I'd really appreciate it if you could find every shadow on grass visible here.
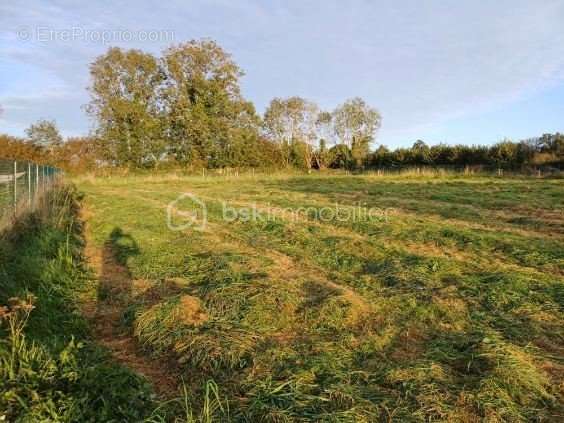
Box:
[0,187,157,422]
[97,227,140,304]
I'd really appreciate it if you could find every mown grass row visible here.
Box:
[77,173,564,421]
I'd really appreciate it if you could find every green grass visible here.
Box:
[0,185,229,422]
[0,186,161,421]
[70,173,564,421]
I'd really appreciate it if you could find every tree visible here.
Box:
[162,39,258,167]
[490,140,519,169]
[0,134,44,162]
[263,98,293,167]
[411,139,431,164]
[313,111,334,169]
[54,136,99,172]
[315,111,335,146]
[87,47,164,167]
[537,133,564,156]
[333,98,381,168]
[263,97,320,168]
[328,144,352,169]
[369,145,392,167]
[25,119,63,151]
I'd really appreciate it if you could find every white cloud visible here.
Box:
[1,0,563,145]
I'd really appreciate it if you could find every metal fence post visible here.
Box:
[28,162,32,206]
[0,160,61,227]
[13,160,17,216]
[36,164,39,202]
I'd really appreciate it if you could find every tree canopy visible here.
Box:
[84,40,387,170]
[25,119,63,150]
[2,38,562,172]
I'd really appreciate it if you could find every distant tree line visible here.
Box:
[1,39,562,172]
[368,135,564,170]
[0,122,97,172]
[3,121,562,173]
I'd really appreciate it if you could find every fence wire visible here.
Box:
[0,159,62,230]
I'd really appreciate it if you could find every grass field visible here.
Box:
[0,186,166,421]
[76,173,563,421]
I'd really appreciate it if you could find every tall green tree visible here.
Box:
[25,119,63,151]
[333,98,381,168]
[87,47,164,167]
[161,39,258,167]
[263,97,319,168]
[314,111,334,169]
[412,139,431,164]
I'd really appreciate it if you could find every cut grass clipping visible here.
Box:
[72,173,563,421]
[2,173,562,421]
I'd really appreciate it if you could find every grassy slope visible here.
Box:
[0,186,163,421]
[76,173,564,422]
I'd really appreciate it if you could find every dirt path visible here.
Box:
[81,225,178,398]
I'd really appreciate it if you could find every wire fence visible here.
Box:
[0,159,62,230]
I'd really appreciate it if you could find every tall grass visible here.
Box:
[0,185,153,421]
[74,173,563,421]
[147,380,227,423]
[0,183,231,422]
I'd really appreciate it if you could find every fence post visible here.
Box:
[35,164,39,207]
[13,160,17,216]
[28,162,32,206]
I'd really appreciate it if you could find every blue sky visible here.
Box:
[1,0,564,148]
